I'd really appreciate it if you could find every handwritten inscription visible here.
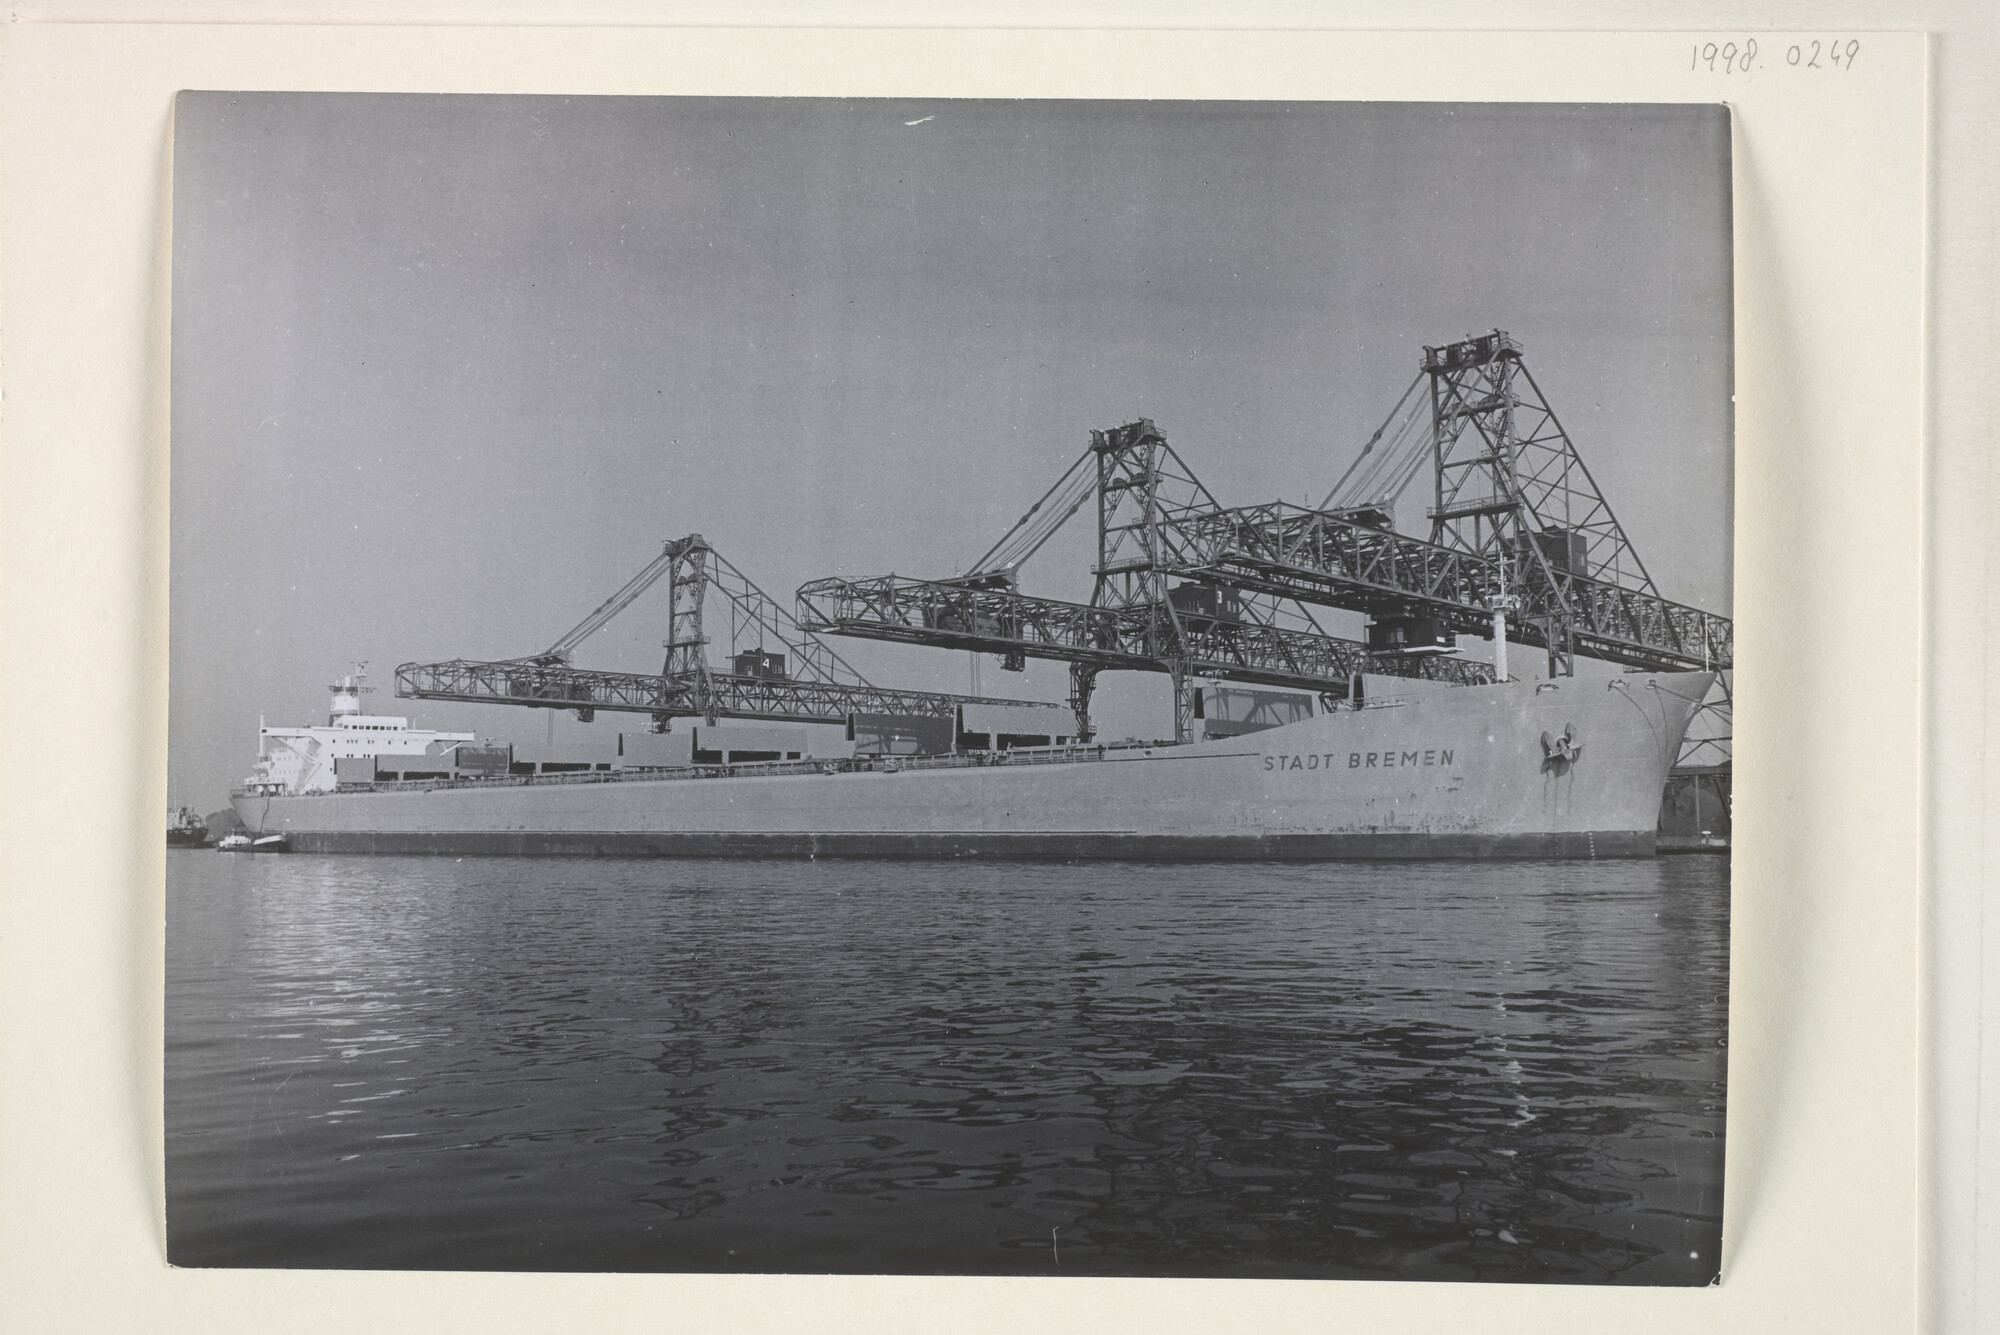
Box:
[1689,37,1861,74]
[1264,749,1455,772]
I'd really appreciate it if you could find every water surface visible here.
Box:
[166,853,1727,1281]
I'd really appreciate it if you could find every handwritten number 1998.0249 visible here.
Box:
[1692,38,1861,74]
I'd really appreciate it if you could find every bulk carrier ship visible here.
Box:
[230,333,1732,860]
[233,670,1708,859]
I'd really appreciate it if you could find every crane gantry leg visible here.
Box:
[1067,664,1100,744]
[1170,662,1199,747]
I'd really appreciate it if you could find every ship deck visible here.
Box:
[238,737,1168,801]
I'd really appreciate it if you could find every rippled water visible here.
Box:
[165,852,1727,1282]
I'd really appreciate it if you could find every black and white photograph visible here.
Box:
[166,94,1734,1283]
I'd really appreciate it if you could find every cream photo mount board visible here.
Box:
[0,21,1927,1335]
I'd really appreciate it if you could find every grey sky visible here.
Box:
[170,94,1731,808]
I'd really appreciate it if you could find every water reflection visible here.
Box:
[167,853,1726,1281]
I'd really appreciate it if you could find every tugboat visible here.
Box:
[166,807,209,848]
[216,833,289,853]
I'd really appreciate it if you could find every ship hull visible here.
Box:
[262,828,1655,860]
[233,672,1711,861]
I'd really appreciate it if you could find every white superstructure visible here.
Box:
[241,670,476,795]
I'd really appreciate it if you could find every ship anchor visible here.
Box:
[1540,723,1583,775]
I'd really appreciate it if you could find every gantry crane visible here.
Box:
[801,419,1494,745]
[396,534,1054,728]
[400,332,1728,768]
[799,332,1731,761]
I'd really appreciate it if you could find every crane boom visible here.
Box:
[1161,501,1731,672]
[393,656,1040,726]
[398,533,1061,728]
[798,573,1494,694]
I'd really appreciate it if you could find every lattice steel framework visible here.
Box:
[801,418,1502,744]
[1088,418,1234,741]
[1159,501,1731,673]
[797,573,1492,691]
[801,332,1733,757]
[1676,672,1733,769]
[400,331,1730,764]
[398,534,1047,728]
[1088,420,1223,615]
[392,656,1028,727]
[1421,330,1663,677]
[659,534,896,725]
